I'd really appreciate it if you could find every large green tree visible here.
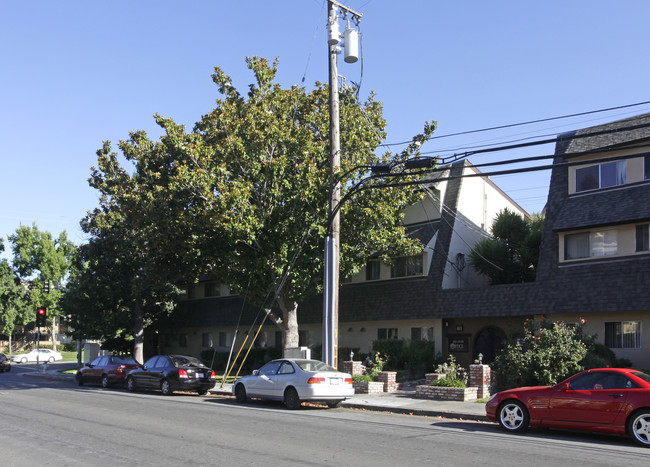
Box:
[0,239,25,352]
[468,209,544,285]
[8,224,76,350]
[81,57,435,352]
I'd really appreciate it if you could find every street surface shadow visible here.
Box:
[436,420,636,448]
[205,396,336,412]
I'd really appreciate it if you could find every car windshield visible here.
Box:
[171,356,205,368]
[631,371,650,384]
[115,356,138,364]
[295,360,337,372]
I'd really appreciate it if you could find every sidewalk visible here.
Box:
[210,384,488,422]
[27,366,488,422]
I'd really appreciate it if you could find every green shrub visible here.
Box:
[492,319,587,390]
[352,374,373,383]
[372,339,439,379]
[430,378,467,388]
[429,355,468,388]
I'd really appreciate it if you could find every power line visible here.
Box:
[383,100,650,147]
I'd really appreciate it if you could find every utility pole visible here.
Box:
[323,0,361,368]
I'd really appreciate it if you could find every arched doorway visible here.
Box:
[473,326,506,364]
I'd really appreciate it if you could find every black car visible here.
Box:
[0,354,11,373]
[125,355,216,396]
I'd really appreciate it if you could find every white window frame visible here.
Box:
[564,229,618,260]
[605,321,642,349]
[390,254,424,278]
[575,160,626,193]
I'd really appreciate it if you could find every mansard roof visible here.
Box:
[553,184,650,231]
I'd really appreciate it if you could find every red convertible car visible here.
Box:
[486,368,650,447]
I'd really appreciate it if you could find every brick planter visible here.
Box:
[353,381,384,394]
[415,385,479,401]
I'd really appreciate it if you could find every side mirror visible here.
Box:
[142,365,148,371]
[558,382,570,392]
[252,369,259,376]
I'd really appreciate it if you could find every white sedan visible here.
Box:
[233,359,354,409]
[11,349,63,363]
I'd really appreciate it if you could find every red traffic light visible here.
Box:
[36,307,47,326]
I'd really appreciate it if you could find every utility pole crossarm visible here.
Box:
[329,0,363,21]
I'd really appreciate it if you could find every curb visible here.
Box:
[339,401,489,421]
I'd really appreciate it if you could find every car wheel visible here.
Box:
[628,410,650,448]
[197,389,208,396]
[48,357,55,363]
[234,384,248,403]
[284,387,301,410]
[101,374,110,389]
[126,376,136,392]
[326,400,342,408]
[76,373,84,386]
[498,400,530,433]
[21,357,27,363]
[161,378,173,396]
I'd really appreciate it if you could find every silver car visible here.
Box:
[232,359,354,409]
[11,349,62,363]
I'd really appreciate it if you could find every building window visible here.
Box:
[365,259,380,281]
[178,334,187,347]
[204,283,219,297]
[390,254,423,278]
[298,330,309,347]
[218,332,231,347]
[637,224,650,252]
[645,154,650,180]
[565,229,617,260]
[605,321,641,349]
[575,160,626,193]
[202,332,213,347]
[186,284,194,299]
[378,328,398,340]
[411,327,434,341]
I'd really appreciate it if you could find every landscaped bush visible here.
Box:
[372,339,439,379]
[491,319,587,390]
[429,355,468,388]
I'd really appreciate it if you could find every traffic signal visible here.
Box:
[36,307,47,327]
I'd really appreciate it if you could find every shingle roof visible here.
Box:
[553,184,650,231]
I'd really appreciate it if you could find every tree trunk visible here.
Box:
[280,300,299,349]
[133,300,144,364]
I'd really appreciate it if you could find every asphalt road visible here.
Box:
[1,364,649,466]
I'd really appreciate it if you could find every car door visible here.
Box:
[249,361,282,398]
[549,371,630,424]
[86,357,106,384]
[139,356,159,388]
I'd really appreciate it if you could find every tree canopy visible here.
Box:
[468,209,544,284]
[74,57,436,355]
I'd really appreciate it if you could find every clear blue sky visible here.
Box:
[2,0,650,255]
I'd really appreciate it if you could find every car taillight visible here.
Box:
[308,377,325,384]
[116,365,126,375]
[344,378,353,384]
[179,369,188,379]
[210,370,216,379]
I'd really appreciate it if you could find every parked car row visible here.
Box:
[75,354,355,409]
[76,354,217,396]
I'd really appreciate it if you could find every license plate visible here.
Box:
[330,378,341,385]
[196,373,204,378]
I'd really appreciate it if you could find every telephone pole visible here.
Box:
[323,0,361,368]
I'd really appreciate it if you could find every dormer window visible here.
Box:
[575,160,626,192]
[564,229,617,260]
